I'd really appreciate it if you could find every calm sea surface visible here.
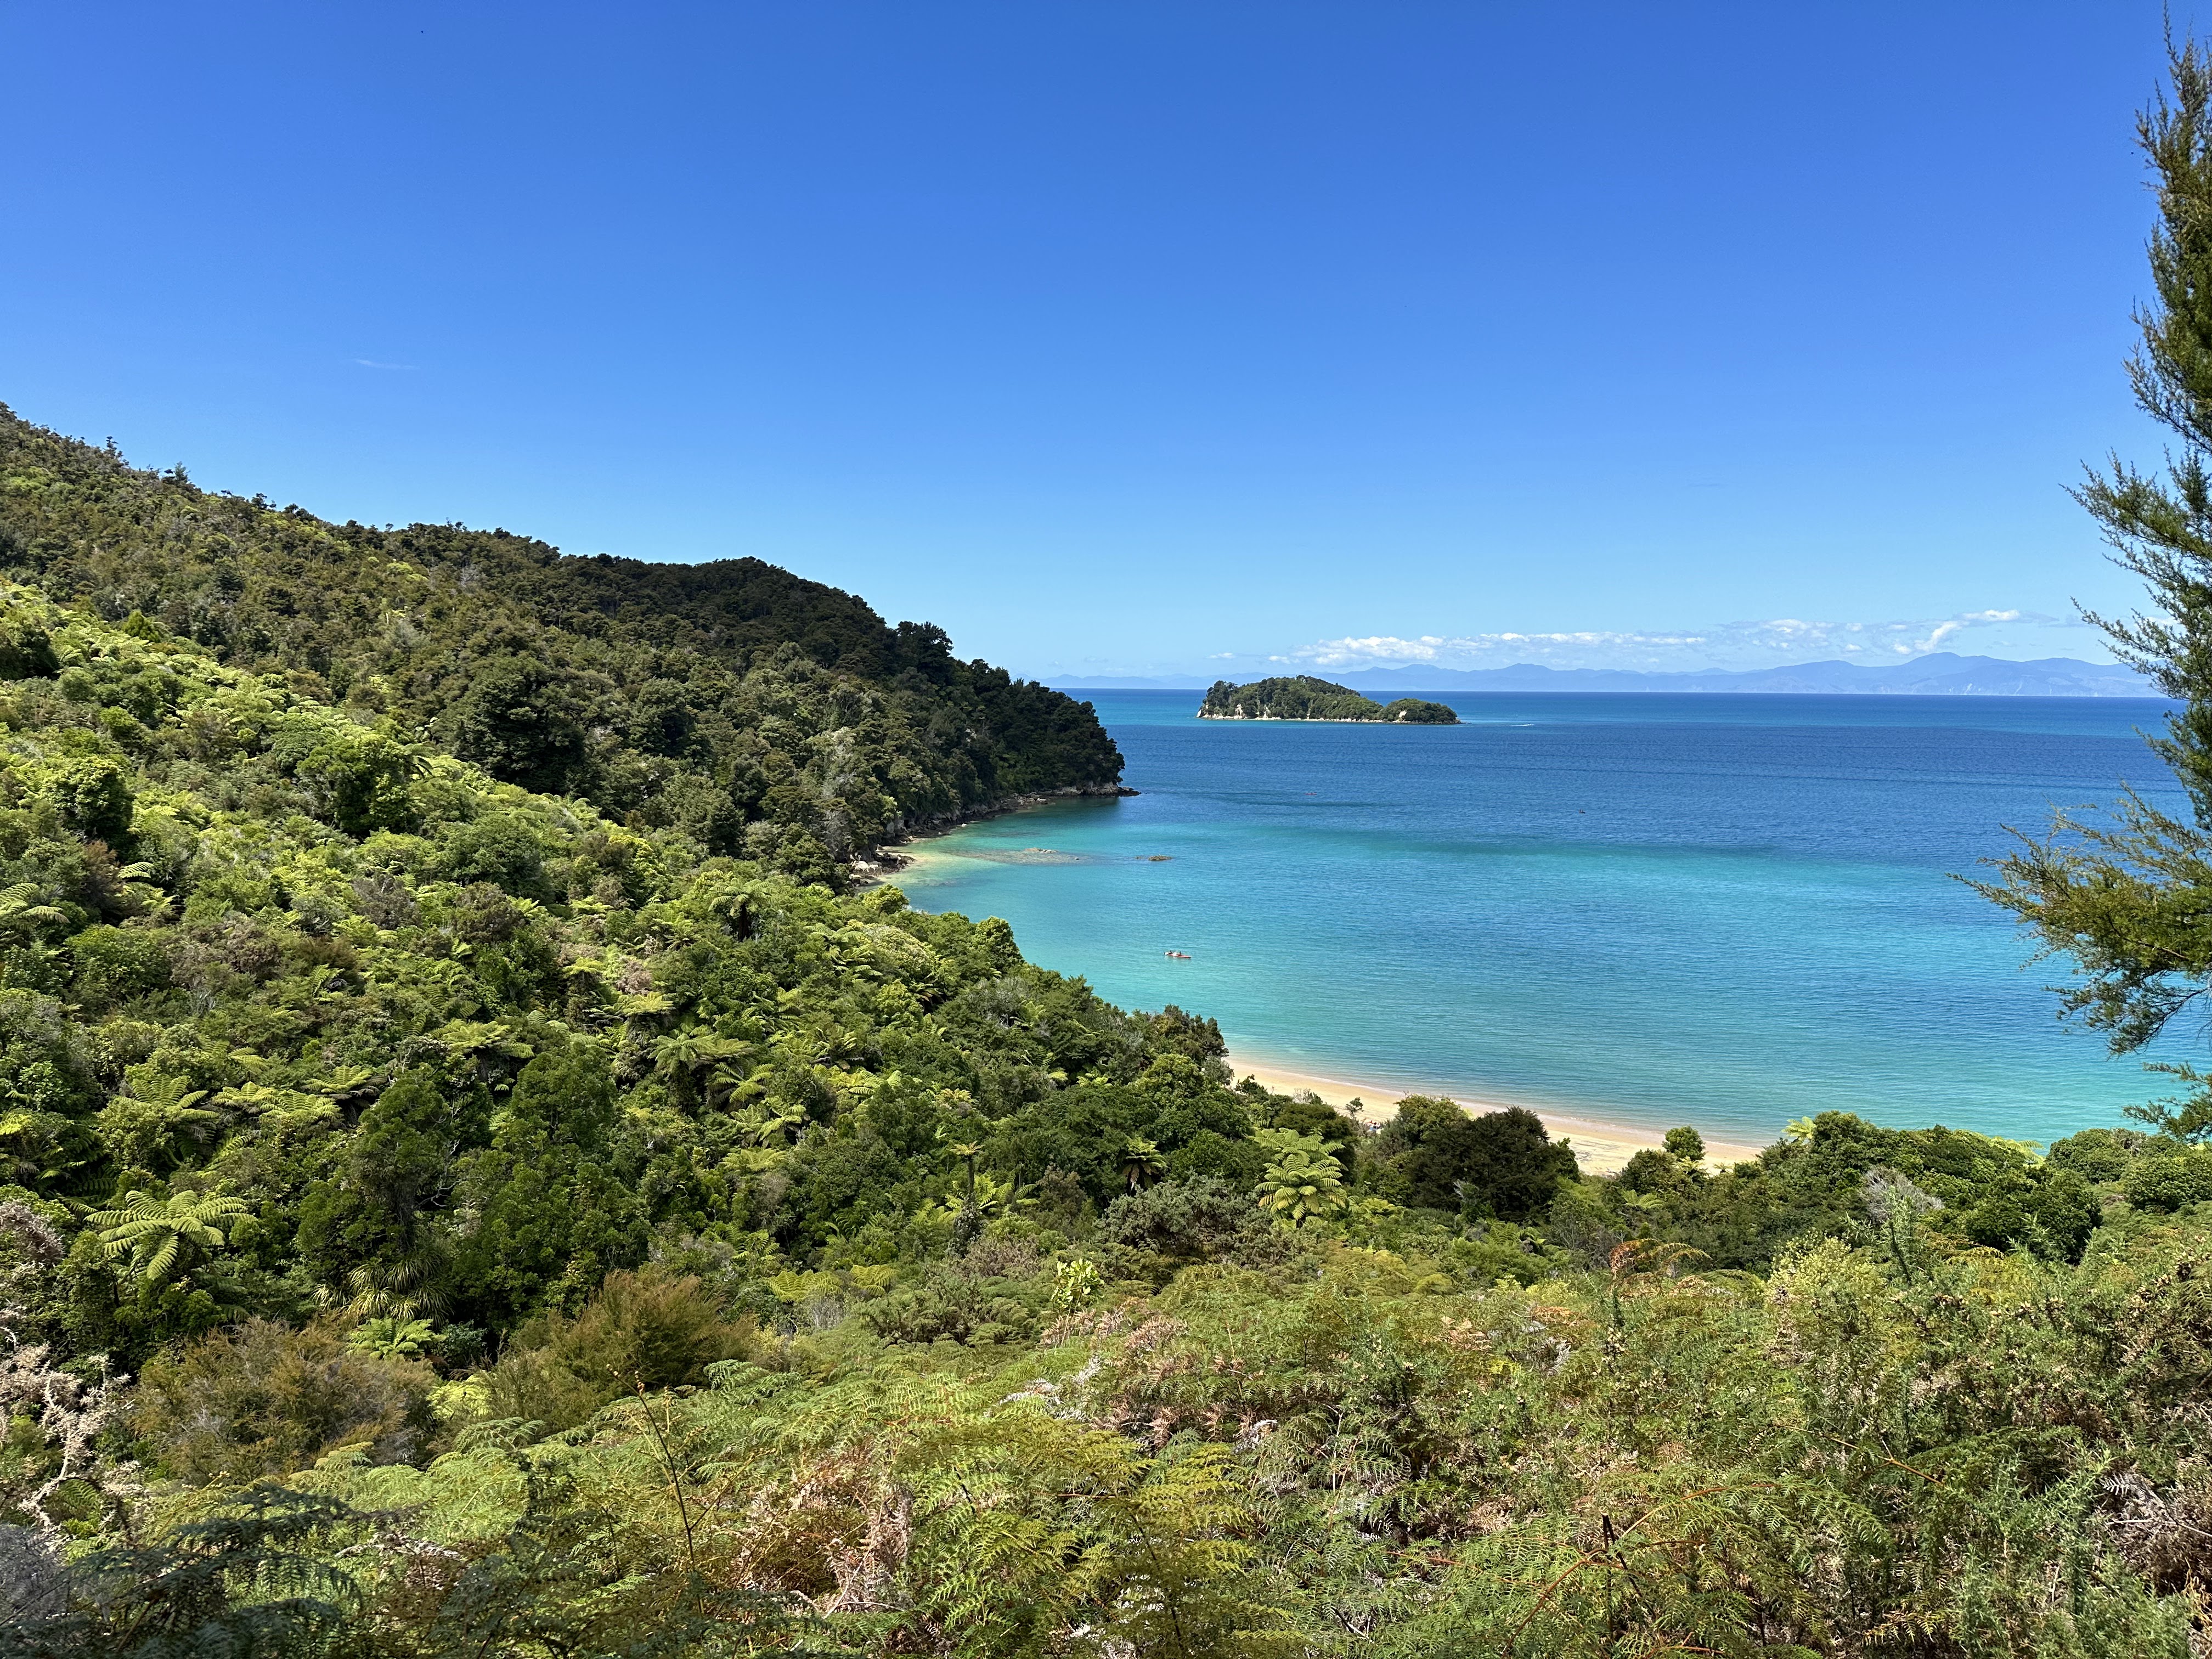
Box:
[892,691,2194,1146]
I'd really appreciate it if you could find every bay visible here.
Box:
[891,690,2193,1146]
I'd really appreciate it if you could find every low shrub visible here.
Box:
[132,1316,437,1484]
[482,1265,755,1433]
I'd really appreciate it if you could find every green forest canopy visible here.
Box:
[0,407,1125,889]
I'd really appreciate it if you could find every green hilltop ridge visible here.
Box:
[1199,674,1458,723]
[0,405,1125,889]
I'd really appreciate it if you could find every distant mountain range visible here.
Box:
[1054,653,2160,698]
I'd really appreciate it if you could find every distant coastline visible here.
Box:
[1054,651,2159,698]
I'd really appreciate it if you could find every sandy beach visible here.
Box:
[1228,1054,1765,1176]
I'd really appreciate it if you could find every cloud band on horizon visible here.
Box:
[1268,609,2093,674]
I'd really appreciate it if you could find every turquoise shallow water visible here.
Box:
[892,691,2193,1147]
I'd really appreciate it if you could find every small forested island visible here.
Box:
[1199,674,1459,723]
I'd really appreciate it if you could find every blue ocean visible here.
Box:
[892,690,2194,1147]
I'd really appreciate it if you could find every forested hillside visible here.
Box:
[0,583,2208,1653]
[0,408,1124,886]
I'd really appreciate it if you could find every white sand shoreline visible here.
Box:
[1227,1053,1764,1176]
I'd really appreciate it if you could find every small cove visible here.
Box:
[892,689,2194,1147]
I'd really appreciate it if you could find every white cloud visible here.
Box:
[1279,610,2080,673]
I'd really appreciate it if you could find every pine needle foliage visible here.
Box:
[1983,33,2212,1070]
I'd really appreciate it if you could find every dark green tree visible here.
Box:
[450,1043,647,1329]
[295,1070,484,1311]
[447,656,592,797]
[1983,36,2212,1138]
[1369,1096,1578,1220]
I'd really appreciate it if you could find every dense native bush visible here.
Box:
[0,588,1251,1351]
[34,1190,2204,1658]
[0,581,2210,1652]
[1583,1109,2117,1271]
[0,408,1125,887]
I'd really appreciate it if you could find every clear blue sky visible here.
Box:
[0,1,2189,678]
